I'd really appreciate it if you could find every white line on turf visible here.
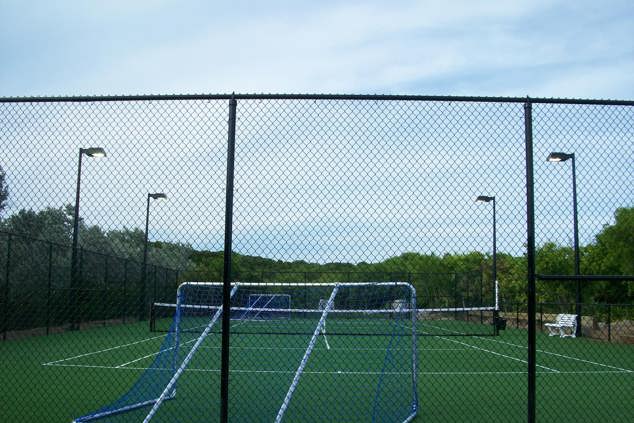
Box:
[42,334,166,366]
[115,338,198,368]
[197,345,464,352]
[42,362,632,375]
[435,335,561,373]
[417,322,633,373]
[472,336,633,373]
[415,323,560,372]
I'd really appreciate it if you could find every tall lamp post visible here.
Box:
[140,192,167,321]
[70,147,106,330]
[476,195,497,295]
[547,151,581,337]
[476,195,498,333]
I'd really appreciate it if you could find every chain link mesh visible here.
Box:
[0,95,632,422]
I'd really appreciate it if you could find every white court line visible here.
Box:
[417,322,632,374]
[116,343,463,367]
[115,344,464,368]
[416,323,560,372]
[435,335,561,373]
[42,334,165,366]
[115,338,199,368]
[473,336,634,373]
[43,362,631,376]
[197,345,464,352]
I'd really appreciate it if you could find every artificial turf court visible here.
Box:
[0,318,632,422]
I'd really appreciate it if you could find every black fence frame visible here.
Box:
[0,230,180,341]
[2,93,633,423]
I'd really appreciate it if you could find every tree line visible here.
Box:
[185,207,633,306]
[0,165,631,307]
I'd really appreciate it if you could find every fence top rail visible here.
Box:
[536,274,634,281]
[1,93,633,106]
[181,281,414,287]
[500,301,634,307]
[261,270,479,276]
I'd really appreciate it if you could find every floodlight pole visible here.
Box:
[475,195,497,287]
[140,193,167,321]
[547,152,581,336]
[70,147,105,330]
[570,154,581,336]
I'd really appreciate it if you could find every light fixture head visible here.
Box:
[149,193,167,200]
[547,152,573,162]
[82,147,107,158]
[476,195,494,203]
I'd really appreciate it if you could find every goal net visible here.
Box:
[73,282,418,423]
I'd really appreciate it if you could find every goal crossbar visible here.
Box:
[153,302,415,314]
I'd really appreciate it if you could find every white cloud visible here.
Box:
[1,0,632,98]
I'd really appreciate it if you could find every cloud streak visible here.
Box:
[1,1,632,98]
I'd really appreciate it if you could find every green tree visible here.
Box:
[0,206,72,244]
[584,207,634,303]
[585,207,634,275]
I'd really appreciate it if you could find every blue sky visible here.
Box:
[1,1,633,263]
[1,0,633,98]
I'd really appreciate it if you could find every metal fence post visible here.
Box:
[220,95,237,423]
[103,255,109,324]
[74,247,84,330]
[46,242,53,336]
[2,234,11,341]
[153,265,157,305]
[516,303,520,328]
[524,100,537,423]
[607,304,611,342]
[123,259,128,324]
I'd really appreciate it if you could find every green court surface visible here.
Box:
[0,319,632,422]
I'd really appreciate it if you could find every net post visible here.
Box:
[409,283,419,416]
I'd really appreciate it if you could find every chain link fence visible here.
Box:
[0,94,632,422]
[0,231,180,340]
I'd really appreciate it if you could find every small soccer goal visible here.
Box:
[73,282,418,423]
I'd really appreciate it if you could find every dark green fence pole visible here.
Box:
[524,100,537,423]
[46,242,53,336]
[164,267,168,301]
[3,234,11,341]
[103,255,109,325]
[516,303,520,328]
[152,265,156,305]
[123,259,128,324]
[220,95,237,423]
[607,304,611,342]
